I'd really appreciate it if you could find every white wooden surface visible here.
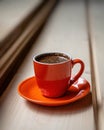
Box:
[89,0,104,130]
[1,0,95,130]
[89,0,104,100]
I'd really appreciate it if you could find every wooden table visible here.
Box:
[1,0,104,130]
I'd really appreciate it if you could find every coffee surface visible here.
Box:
[38,55,68,63]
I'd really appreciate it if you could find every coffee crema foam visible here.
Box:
[37,54,69,64]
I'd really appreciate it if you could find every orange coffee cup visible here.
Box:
[33,52,84,98]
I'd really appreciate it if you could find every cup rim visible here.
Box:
[33,52,72,65]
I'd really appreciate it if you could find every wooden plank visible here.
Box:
[0,0,44,57]
[0,0,42,42]
[1,0,94,130]
[88,0,104,130]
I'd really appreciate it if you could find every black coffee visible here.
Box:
[36,53,69,64]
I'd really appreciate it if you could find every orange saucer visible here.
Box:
[18,77,90,106]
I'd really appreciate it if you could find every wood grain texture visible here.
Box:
[88,0,104,130]
[0,0,42,42]
[1,0,94,130]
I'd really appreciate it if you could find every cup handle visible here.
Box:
[69,59,85,86]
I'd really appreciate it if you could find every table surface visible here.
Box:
[1,0,104,130]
